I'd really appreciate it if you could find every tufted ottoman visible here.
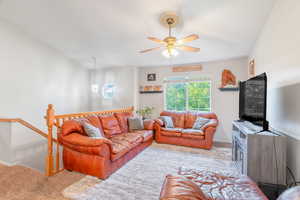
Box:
[160,167,268,200]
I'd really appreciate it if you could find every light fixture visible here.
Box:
[162,48,179,58]
[91,57,99,93]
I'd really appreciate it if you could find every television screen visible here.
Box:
[239,73,267,123]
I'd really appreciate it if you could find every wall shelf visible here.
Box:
[218,87,239,91]
[139,91,163,94]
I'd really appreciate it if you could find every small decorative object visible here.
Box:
[153,85,162,91]
[221,69,237,88]
[140,85,163,93]
[136,106,154,119]
[249,59,255,78]
[143,85,153,91]
[147,73,156,81]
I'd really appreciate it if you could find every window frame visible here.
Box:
[164,80,212,112]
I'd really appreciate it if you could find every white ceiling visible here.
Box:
[0,0,275,68]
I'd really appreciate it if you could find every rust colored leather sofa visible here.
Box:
[58,113,154,179]
[160,168,268,200]
[154,111,218,150]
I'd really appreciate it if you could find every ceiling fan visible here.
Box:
[140,13,200,58]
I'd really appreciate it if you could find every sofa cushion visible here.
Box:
[99,115,122,138]
[133,130,153,142]
[160,175,208,200]
[159,116,174,128]
[111,140,141,161]
[114,112,133,133]
[185,111,218,129]
[160,111,185,128]
[182,129,205,140]
[161,128,182,137]
[110,132,143,161]
[128,117,144,131]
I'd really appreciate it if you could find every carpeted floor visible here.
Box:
[0,163,84,200]
[63,143,235,200]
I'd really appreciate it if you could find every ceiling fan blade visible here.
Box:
[177,45,200,52]
[147,37,166,44]
[177,34,199,44]
[139,46,161,53]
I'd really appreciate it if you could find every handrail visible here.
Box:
[0,118,57,143]
[44,104,134,177]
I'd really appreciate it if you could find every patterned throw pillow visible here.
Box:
[159,116,174,128]
[128,117,144,131]
[192,117,210,130]
[83,122,106,138]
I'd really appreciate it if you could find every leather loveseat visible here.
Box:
[154,111,218,150]
[58,112,154,179]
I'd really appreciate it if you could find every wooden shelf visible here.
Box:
[219,87,239,91]
[139,91,163,94]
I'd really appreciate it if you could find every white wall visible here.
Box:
[138,57,248,143]
[90,67,137,111]
[250,0,300,180]
[0,19,89,169]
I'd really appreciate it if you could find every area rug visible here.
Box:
[63,143,236,200]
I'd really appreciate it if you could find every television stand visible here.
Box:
[232,120,287,185]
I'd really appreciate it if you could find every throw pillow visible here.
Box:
[192,117,210,130]
[83,122,105,138]
[128,117,144,131]
[159,116,174,128]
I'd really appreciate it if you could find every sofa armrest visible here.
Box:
[154,119,164,127]
[59,133,112,156]
[143,119,155,130]
[201,119,218,131]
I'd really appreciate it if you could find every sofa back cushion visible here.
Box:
[114,112,133,133]
[99,115,122,138]
[185,111,218,129]
[160,111,185,128]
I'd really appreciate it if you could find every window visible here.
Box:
[165,80,211,112]
[102,83,115,99]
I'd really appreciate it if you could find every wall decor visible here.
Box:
[249,59,255,78]
[219,69,239,91]
[147,73,156,81]
[172,65,202,72]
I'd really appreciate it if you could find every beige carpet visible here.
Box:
[63,143,235,200]
[0,163,84,200]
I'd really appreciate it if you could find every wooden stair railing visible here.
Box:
[45,104,134,177]
[0,118,57,143]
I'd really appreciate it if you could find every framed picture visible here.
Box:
[249,59,255,78]
[147,73,156,81]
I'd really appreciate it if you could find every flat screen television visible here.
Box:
[239,73,268,130]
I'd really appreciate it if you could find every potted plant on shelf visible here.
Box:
[136,106,154,120]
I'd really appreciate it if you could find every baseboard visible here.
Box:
[214,141,232,148]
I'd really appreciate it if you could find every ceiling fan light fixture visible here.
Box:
[162,48,178,58]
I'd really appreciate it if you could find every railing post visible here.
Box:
[45,104,55,176]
